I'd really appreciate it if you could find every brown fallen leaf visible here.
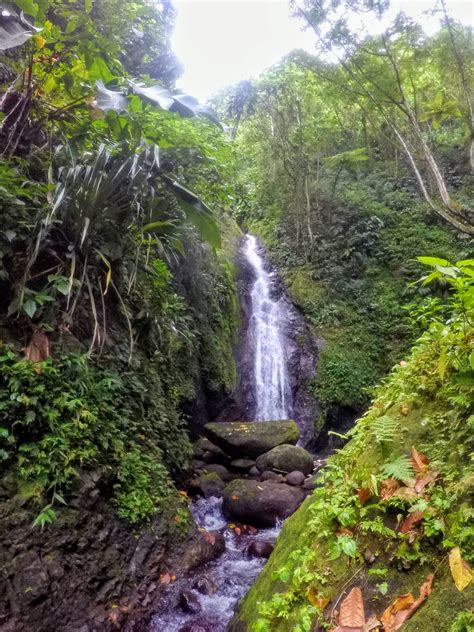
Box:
[414,470,439,494]
[399,510,424,534]
[411,446,429,473]
[231,495,239,501]
[380,574,433,631]
[380,478,399,500]
[160,572,172,585]
[392,486,418,501]
[449,547,473,592]
[339,586,366,628]
[358,488,371,505]
[234,527,241,536]
[400,403,409,416]
[203,531,216,545]
[24,329,50,362]
[307,586,330,609]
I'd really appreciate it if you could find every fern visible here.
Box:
[381,456,414,482]
[372,415,399,444]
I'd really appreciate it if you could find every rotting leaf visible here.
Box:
[338,586,366,628]
[411,446,429,473]
[307,586,329,609]
[24,329,50,362]
[399,509,423,534]
[414,470,439,494]
[380,478,399,500]
[380,574,433,631]
[358,488,371,505]
[449,547,473,592]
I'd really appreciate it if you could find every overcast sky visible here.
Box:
[171,0,473,101]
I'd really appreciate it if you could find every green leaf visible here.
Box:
[23,299,37,319]
[95,81,128,113]
[417,256,449,266]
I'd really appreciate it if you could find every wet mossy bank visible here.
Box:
[229,291,474,632]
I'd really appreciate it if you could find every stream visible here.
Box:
[150,235,307,631]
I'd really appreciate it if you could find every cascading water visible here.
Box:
[243,234,292,420]
[150,235,302,632]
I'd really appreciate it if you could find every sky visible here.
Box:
[171,0,473,102]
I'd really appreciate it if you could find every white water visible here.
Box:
[151,498,281,632]
[243,234,292,420]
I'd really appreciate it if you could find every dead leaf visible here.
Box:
[380,574,433,631]
[400,403,409,416]
[337,527,354,537]
[339,586,366,628]
[399,510,423,534]
[358,488,371,505]
[392,486,418,501]
[159,572,172,585]
[24,329,50,362]
[449,547,473,592]
[380,478,399,500]
[414,470,439,494]
[231,495,239,501]
[307,586,330,609]
[411,447,429,473]
[203,531,216,545]
[234,527,241,536]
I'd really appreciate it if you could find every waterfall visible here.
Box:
[243,234,292,420]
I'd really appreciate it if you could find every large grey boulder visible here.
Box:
[222,479,305,527]
[255,444,314,475]
[203,421,299,459]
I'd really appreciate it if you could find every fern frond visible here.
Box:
[372,415,399,444]
[381,456,414,483]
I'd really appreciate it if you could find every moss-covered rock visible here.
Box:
[255,444,314,475]
[222,479,305,528]
[203,421,299,459]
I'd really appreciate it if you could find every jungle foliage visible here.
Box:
[0,0,238,523]
[219,8,473,431]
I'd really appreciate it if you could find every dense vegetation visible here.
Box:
[216,6,473,432]
[0,0,473,629]
[0,0,238,526]
[232,258,474,631]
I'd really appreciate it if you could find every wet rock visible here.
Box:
[286,471,305,486]
[249,466,261,477]
[190,472,225,498]
[363,548,376,564]
[179,590,202,614]
[302,473,322,490]
[193,437,227,463]
[255,444,314,475]
[222,479,305,527]
[11,550,50,604]
[230,458,255,472]
[201,463,230,480]
[192,459,206,470]
[203,420,299,459]
[260,471,284,482]
[181,530,225,571]
[246,540,274,559]
[179,622,212,632]
[192,576,217,595]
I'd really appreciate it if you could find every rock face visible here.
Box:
[256,444,314,475]
[0,471,225,632]
[189,472,225,498]
[203,420,299,459]
[222,479,305,527]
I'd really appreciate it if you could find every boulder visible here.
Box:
[256,444,314,475]
[286,471,305,486]
[192,576,217,595]
[190,472,225,498]
[302,474,320,490]
[201,463,230,480]
[260,471,284,483]
[203,421,299,459]
[246,540,274,559]
[230,458,255,472]
[249,466,261,477]
[179,623,212,632]
[193,437,227,463]
[222,479,305,527]
[179,590,201,614]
